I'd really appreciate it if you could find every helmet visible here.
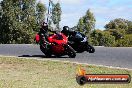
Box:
[41,22,48,30]
[61,26,70,36]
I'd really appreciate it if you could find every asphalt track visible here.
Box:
[0,44,132,69]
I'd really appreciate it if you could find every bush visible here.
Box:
[90,30,115,47]
[115,34,132,47]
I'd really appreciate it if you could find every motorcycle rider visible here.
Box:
[62,26,85,38]
[38,22,56,41]
[62,26,86,47]
[38,22,49,40]
[38,22,64,45]
[62,26,81,41]
[62,26,76,38]
[37,22,56,51]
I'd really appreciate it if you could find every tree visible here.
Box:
[71,26,77,31]
[51,2,62,30]
[105,18,132,34]
[105,18,128,30]
[76,17,85,32]
[102,31,115,47]
[104,18,132,47]
[104,18,131,40]
[115,34,132,47]
[126,21,132,34]
[0,4,1,16]
[0,0,14,43]
[77,9,96,36]
[36,2,46,24]
[90,30,115,47]
[105,29,125,40]
[90,30,99,46]
[35,2,46,32]
[0,0,46,43]
[0,2,2,43]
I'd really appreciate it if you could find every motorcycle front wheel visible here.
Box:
[65,45,76,58]
[87,45,95,53]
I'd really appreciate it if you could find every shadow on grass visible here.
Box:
[18,55,69,58]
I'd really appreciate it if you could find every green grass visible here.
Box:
[0,56,131,88]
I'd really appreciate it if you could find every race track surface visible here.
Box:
[0,44,132,69]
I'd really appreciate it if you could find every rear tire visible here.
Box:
[87,45,95,53]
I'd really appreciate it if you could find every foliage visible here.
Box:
[104,18,132,47]
[51,2,62,30]
[105,18,128,30]
[0,0,46,44]
[105,18,132,34]
[126,21,132,34]
[0,0,132,47]
[36,2,46,27]
[71,26,77,31]
[76,17,85,32]
[115,34,132,47]
[77,9,96,36]
[105,29,126,40]
[90,30,115,47]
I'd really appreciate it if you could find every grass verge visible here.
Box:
[0,56,131,88]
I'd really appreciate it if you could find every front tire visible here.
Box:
[66,45,76,58]
[87,45,95,53]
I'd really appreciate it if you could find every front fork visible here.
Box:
[63,44,71,54]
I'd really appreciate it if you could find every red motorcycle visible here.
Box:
[35,33,76,58]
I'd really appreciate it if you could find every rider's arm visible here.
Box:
[69,30,76,36]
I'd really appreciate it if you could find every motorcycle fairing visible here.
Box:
[48,33,68,45]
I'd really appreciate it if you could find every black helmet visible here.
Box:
[41,22,48,28]
[62,26,70,36]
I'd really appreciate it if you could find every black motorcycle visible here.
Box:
[61,28,95,53]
